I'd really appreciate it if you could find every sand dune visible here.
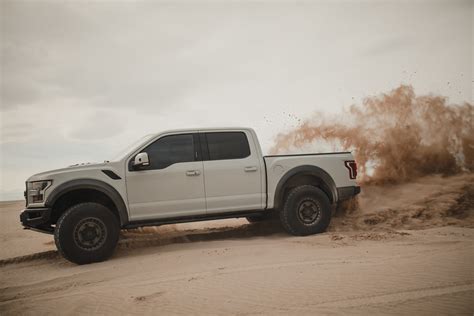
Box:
[333,173,474,231]
[0,174,473,314]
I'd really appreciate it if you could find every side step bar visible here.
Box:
[124,210,268,229]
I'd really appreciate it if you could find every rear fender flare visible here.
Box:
[273,165,338,209]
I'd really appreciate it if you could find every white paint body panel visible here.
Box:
[264,153,357,209]
[26,161,128,209]
[126,161,206,220]
[201,129,265,214]
[26,127,357,223]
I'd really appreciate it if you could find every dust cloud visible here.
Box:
[271,85,473,184]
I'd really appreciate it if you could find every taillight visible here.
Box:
[344,160,357,179]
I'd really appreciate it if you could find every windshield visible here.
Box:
[110,134,154,161]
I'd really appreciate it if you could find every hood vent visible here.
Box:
[102,170,121,180]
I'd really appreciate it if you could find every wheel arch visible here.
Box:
[46,179,129,227]
[273,165,338,210]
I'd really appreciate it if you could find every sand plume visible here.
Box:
[271,85,473,184]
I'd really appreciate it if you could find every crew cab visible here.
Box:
[21,127,360,264]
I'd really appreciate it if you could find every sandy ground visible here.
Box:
[1,174,473,315]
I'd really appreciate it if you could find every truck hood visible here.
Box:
[27,162,110,182]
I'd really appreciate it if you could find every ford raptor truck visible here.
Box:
[20,127,360,264]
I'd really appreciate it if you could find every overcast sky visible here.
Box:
[0,0,472,200]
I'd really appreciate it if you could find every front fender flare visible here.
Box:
[45,179,129,226]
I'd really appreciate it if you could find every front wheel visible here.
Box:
[54,202,120,264]
[280,185,332,236]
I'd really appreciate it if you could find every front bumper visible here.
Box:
[337,186,361,201]
[20,207,54,234]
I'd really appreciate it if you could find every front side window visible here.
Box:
[205,132,251,160]
[139,134,195,170]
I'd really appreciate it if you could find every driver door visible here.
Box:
[125,133,206,221]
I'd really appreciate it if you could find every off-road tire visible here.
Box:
[280,185,331,236]
[54,202,120,265]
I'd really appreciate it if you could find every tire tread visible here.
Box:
[54,202,119,264]
[280,185,331,236]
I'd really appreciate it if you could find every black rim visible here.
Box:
[297,199,321,226]
[73,217,107,251]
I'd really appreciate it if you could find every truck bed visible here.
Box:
[264,151,351,158]
[263,151,357,209]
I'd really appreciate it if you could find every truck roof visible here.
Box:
[149,126,255,137]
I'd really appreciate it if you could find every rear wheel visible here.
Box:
[280,185,332,236]
[54,202,120,264]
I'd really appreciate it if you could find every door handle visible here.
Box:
[244,166,258,172]
[186,170,201,176]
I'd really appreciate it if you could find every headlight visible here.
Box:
[27,180,52,204]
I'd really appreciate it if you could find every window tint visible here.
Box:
[141,134,195,170]
[205,132,251,160]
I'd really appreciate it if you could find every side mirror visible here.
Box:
[133,152,150,168]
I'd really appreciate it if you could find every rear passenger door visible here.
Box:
[201,131,263,214]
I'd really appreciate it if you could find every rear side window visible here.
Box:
[205,132,251,160]
[142,134,195,170]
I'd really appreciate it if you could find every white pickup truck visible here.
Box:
[21,127,360,264]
